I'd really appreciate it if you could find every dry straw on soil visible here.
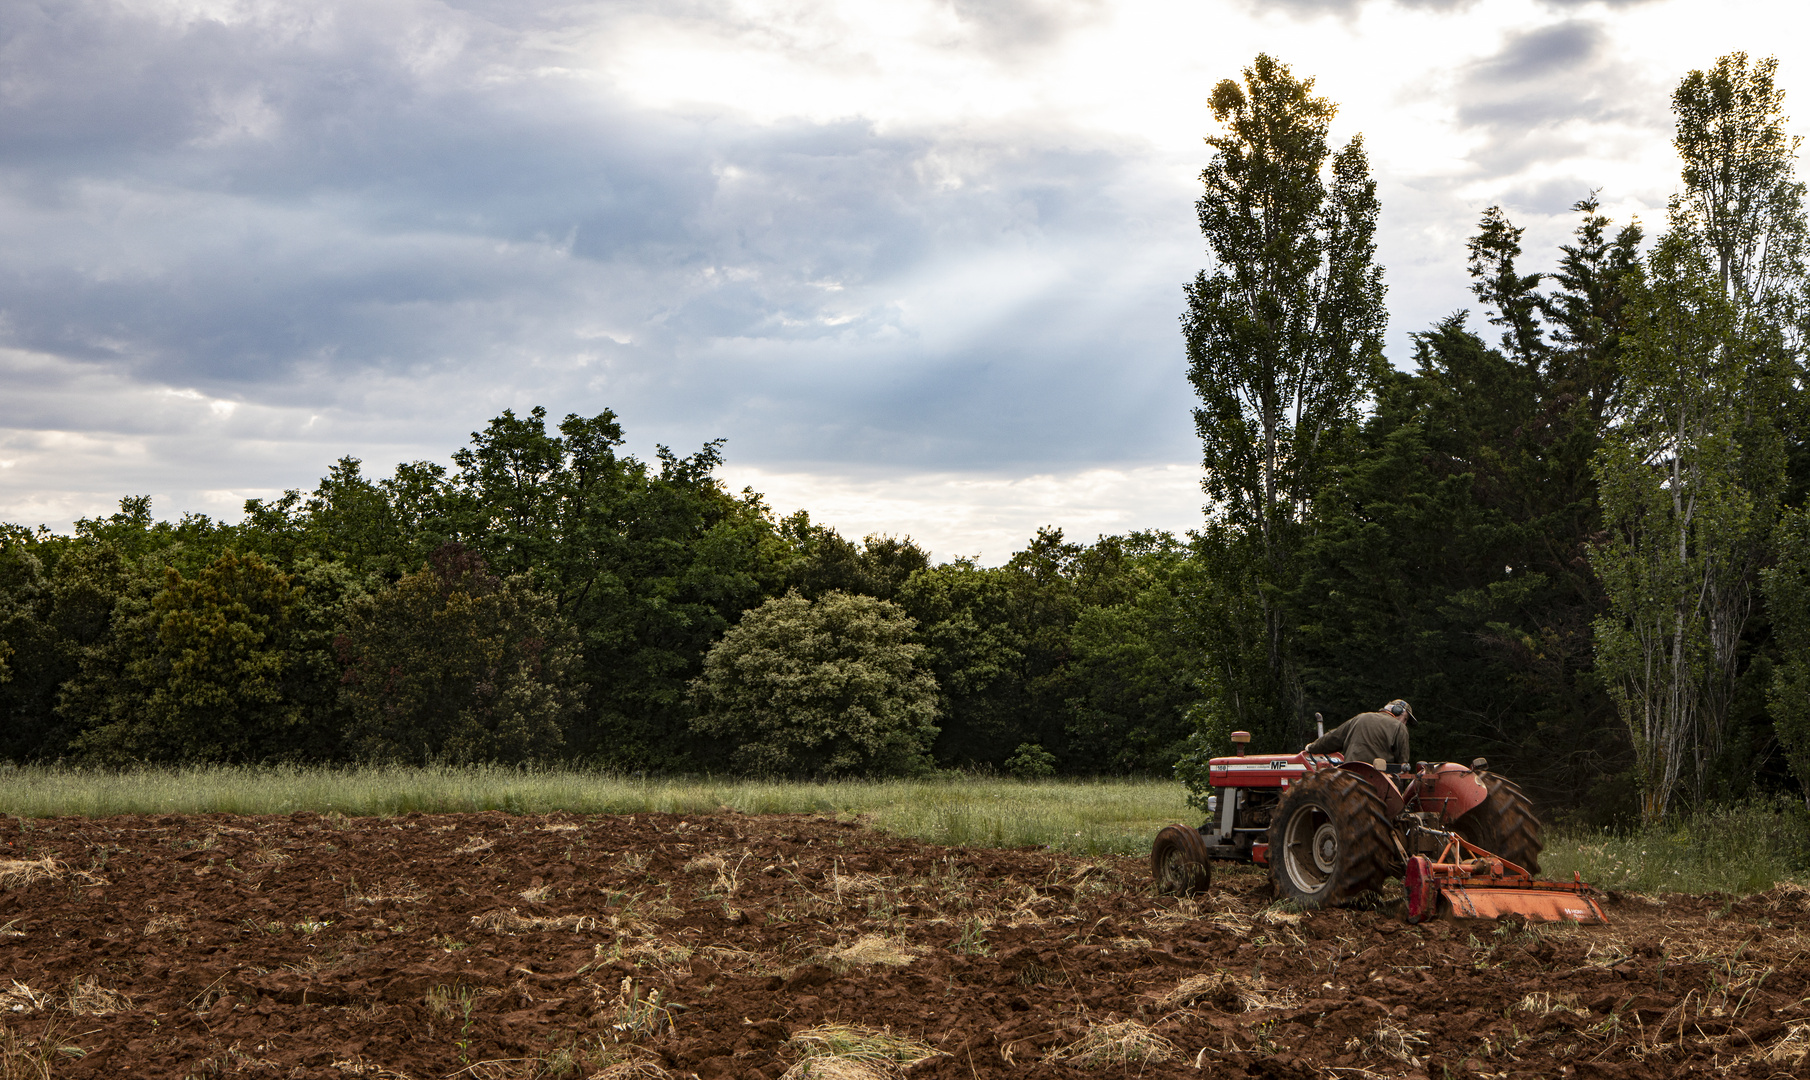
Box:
[588,1062,674,1079]
[781,1024,944,1080]
[62,977,130,1016]
[1156,972,1295,1012]
[1045,1020,1179,1068]
[826,934,922,968]
[0,859,63,890]
[469,908,599,933]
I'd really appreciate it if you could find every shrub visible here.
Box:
[690,590,939,777]
[1005,742,1057,779]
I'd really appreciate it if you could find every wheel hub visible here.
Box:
[1313,823,1338,873]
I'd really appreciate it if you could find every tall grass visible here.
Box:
[0,765,1195,857]
[1543,796,1810,896]
[7,764,1805,894]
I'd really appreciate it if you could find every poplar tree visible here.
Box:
[1596,53,1805,818]
[1183,54,1386,750]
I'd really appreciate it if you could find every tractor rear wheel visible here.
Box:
[1453,772,1543,875]
[1151,825,1212,896]
[1268,770,1396,907]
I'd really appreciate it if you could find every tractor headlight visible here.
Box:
[1206,795,1218,814]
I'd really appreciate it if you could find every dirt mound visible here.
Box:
[1,810,1807,1078]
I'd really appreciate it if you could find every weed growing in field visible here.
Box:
[423,985,479,1064]
[1348,1020,1430,1065]
[953,917,990,956]
[603,978,676,1043]
[0,1020,87,1077]
[1515,992,1586,1017]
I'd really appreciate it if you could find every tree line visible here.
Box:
[0,409,1207,777]
[1184,52,1810,823]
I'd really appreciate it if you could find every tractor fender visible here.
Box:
[1421,763,1488,824]
[1334,761,1404,818]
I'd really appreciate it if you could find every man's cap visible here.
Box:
[1383,699,1414,723]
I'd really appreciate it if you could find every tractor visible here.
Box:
[1151,727,1604,923]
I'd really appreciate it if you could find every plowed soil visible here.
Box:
[2,811,1808,1079]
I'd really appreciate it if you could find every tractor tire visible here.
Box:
[1268,769,1396,907]
[1453,772,1543,875]
[1151,825,1212,896]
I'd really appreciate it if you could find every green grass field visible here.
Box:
[0,765,1194,857]
[3,765,1805,896]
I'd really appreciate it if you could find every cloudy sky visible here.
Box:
[1,0,1805,561]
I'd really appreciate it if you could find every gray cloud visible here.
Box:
[941,0,1109,55]
[0,0,1200,503]
[1451,20,1664,176]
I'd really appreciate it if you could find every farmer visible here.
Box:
[1304,699,1413,766]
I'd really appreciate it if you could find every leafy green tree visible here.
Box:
[1671,53,1807,331]
[898,558,1038,767]
[778,512,929,602]
[337,544,583,764]
[1468,206,1549,372]
[5,500,238,761]
[1595,236,1756,822]
[1762,507,1810,807]
[1058,534,1208,774]
[62,550,313,763]
[1183,53,1387,750]
[1597,54,1806,819]
[0,529,68,759]
[689,590,939,777]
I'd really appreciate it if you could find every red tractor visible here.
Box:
[1151,729,1604,923]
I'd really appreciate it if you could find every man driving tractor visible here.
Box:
[1305,698,1413,766]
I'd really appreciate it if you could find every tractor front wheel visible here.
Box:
[1454,772,1543,875]
[1151,825,1212,896]
[1268,770,1396,907]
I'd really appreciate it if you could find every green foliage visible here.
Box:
[337,544,584,764]
[779,512,929,602]
[1670,53,1808,330]
[1545,795,1810,895]
[1004,742,1056,779]
[1056,536,1207,773]
[1184,53,1387,751]
[1291,302,1625,810]
[61,551,315,763]
[1593,55,1806,821]
[1594,238,1753,822]
[1762,506,1810,801]
[690,590,939,778]
[898,529,1204,774]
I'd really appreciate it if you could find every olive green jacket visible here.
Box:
[1306,710,1410,766]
